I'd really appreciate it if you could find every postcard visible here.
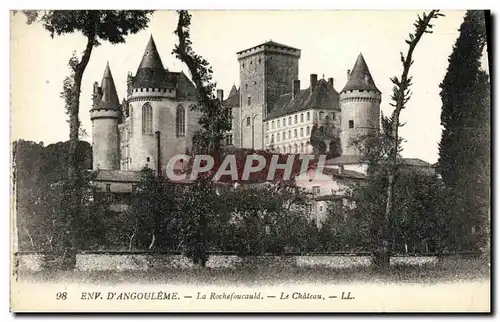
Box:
[10,9,491,313]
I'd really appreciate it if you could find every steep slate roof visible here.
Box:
[267,79,340,120]
[95,62,120,110]
[132,36,169,88]
[169,71,198,100]
[342,53,380,93]
[223,87,240,107]
[229,84,238,97]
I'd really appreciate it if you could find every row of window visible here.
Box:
[266,126,311,144]
[270,142,310,154]
[266,111,336,130]
[131,103,187,137]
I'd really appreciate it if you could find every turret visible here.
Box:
[339,53,381,156]
[90,62,121,170]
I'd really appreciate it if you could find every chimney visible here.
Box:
[328,77,334,88]
[217,89,224,102]
[310,74,318,91]
[346,69,351,81]
[292,80,300,100]
[155,131,161,177]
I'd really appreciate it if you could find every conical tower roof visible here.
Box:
[229,84,238,97]
[342,53,380,93]
[97,62,120,110]
[133,35,168,88]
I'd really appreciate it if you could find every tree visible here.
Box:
[173,10,232,154]
[437,11,490,251]
[378,10,443,268]
[309,116,341,157]
[21,10,153,267]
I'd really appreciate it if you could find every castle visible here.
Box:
[90,36,433,225]
[91,36,381,175]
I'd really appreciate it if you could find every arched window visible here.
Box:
[142,103,153,135]
[306,126,310,136]
[176,105,186,137]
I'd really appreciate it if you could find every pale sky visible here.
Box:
[10,10,485,164]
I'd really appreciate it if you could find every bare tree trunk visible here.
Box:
[378,10,441,269]
[62,34,95,270]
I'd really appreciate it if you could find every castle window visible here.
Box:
[176,105,186,137]
[277,119,280,128]
[147,157,150,162]
[265,135,269,144]
[106,184,111,192]
[247,117,251,126]
[277,133,280,142]
[294,144,298,153]
[300,113,304,122]
[282,118,286,126]
[332,112,336,120]
[247,96,251,106]
[300,128,304,137]
[319,111,324,120]
[288,116,292,125]
[294,129,298,138]
[288,130,291,139]
[307,111,310,121]
[349,120,354,129]
[146,88,149,92]
[301,142,304,152]
[282,131,286,140]
[258,58,261,64]
[271,134,275,144]
[294,115,298,124]
[140,88,143,92]
[306,126,310,136]
[226,134,233,146]
[142,103,153,135]
[266,122,269,131]
[272,120,275,129]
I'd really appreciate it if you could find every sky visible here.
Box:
[10,10,487,164]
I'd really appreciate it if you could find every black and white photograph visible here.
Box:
[9,9,491,312]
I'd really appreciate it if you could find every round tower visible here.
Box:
[90,62,121,170]
[339,53,381,156]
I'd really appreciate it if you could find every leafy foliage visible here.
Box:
[173,10,232,154]
[437,10,490,251]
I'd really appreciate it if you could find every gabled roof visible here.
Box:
[169,71,198,100]
[342,53,380,93]
[94,62,121,110]
[267,79,340,120]
[133,36,169,88]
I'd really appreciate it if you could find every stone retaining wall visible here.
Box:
[17,253,468,272]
